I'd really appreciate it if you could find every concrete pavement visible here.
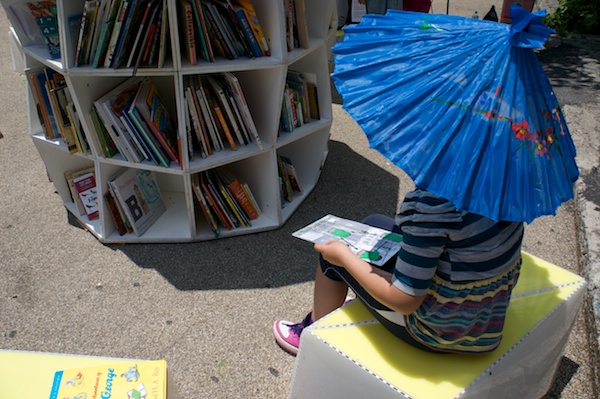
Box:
[0,1,598,398]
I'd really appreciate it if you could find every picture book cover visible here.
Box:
[48,359,167,399]
[109,168,166,236]
[292,214,403,267]
[27,1,61,59]
[72,172,99,220]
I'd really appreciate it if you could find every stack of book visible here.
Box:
[73,0,170,69]
[93,77,180,168]
[279,70,319,133]
[183,72,261,159]
[106,168,166,236]
[178,0,270,65]
[277,154,302,203]
[283,0,309,51]
[192,167,260,237]
[25,67,90,155]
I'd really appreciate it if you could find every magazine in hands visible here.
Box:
[292,214,402,267]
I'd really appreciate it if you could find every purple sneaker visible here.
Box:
[272,313,312,355]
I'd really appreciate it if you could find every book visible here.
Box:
[109,168,166,236]
[43,69,78,153]
[193,76,222,152]
[191,0,214,62]
[221,72,261,148]
[103,0,130,67]
[232,0,269,56]
[206,75,245,147]
[107,179,134,233]
[184,82,209,158]
[111,80,149,162]
[277,154,294,202]
[130,1,161,70]
[203,77,236,150]
[66,101,90,154]
[124,0,154,68]
[104,189,128,235]
[211,170,249,227]
[292,214,403,267]
[286,70,310,125]
[178,0,197,65]
[157,0,170,68]
[201,0,235,60]
[27,1,60,59]
[192,174,220,237]
[134,78,180,164]
[128,81,171,167]
[304,71,320,120]
[91,106,119,157]
[92,0,122,67]
[209,0,253,58]
[293,0,309,49]
[279,154,302,193]
[113,0,150,68]
[229,2,262,57]
[72,172,99,220]
[74,1,99,66]
[65,166,96,216]
[217,168,259,220]
[198,171,234,230]
[25,68,58,139]
[48,359,167,399]
[94,77,146,162]
[87,0,111,63]
[141,8,162,65]
[283,0,293,51]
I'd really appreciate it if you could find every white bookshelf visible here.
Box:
[3,0,335,243]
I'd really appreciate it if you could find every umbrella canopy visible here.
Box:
[331,6,579,223]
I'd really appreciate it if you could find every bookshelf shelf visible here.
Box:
[3,0,335,243]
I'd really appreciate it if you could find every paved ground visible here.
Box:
[0,1,598,398]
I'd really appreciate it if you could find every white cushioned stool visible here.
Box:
[290,252,587,399]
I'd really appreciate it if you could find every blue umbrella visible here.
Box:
[332,6,579,223]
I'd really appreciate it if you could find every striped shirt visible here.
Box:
[392,189,524,353]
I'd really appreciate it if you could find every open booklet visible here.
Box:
[292,214,403,267]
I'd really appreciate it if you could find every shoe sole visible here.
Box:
[272,321,299,356]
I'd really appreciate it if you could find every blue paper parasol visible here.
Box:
[331,6,579,223]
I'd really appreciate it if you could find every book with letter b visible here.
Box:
[109,168,166,236]
[48,359,167,399]
[293,215,403,267]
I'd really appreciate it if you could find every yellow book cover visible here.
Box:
[48,359,167,399]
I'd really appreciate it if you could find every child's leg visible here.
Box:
[313,263,349,320]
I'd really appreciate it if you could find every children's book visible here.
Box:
[72,172,99,220]
[65,165,96,215]
[220,72,261,149]
[232,0,269,55]
[292,214,403,267]
[109,168,166,236]
[48,359,167,399]
[178,0,197,65]
[26,1,61,59]
[134,78,180,164]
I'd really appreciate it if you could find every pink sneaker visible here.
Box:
[272,313,312,355]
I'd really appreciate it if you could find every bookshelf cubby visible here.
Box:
[3,0,335,243]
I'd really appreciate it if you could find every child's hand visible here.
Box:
[314,241,356,268]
